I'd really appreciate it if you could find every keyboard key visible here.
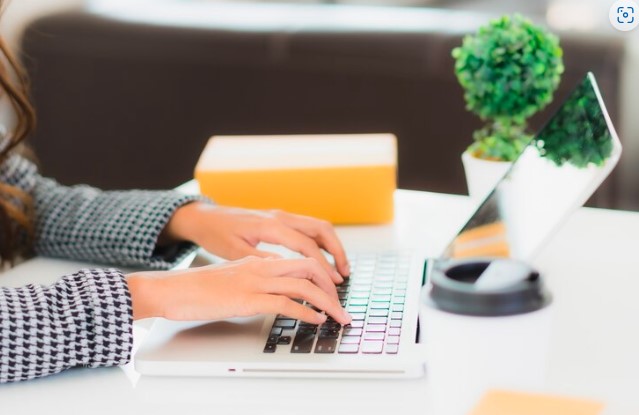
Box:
[263,343,277,353]
[267,335,279,344]
[347,306,367,313]
[319,329,340,339]
[361,341,384,354]
[388,327,401,336]
[351,292,371,299]
[321,321,341,331]
[371,295,392,302]
[353,285,373,292]
[367,317,387,325]
[374,282,393,289]
[338,343,360,354]
[365,324,386,332]
[348,298,369,306]
[273,319,297,329]
[392,297,405,305]
[353,271,373,278]
[369,309,389,317]
[342,327,363,336]
[291,332,316,353]
[270,327,283,336]
[363,332,385,340]
[349,320,365,328]
[391,312,403,320]
[298,326,317,335]
[340,336,361,344]
[350,313,366,321]
[391,304,404,312]
[386,335,400,344]
[370,302,390,309]
[385,344,399,354]
[389,320,402,328]
[277,336,292,345]
[314,338,337,353]
[373,288,393,295]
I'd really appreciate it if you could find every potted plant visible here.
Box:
[452,14,564,199]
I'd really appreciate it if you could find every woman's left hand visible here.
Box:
[162,202,350,283]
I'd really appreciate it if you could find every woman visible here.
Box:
[0,6,351,383]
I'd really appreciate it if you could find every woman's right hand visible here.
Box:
[126,256,352,325]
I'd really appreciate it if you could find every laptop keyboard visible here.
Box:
[263,252,410,355]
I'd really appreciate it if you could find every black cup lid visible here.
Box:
[426,258,551,316]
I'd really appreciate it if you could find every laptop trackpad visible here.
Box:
[137,316,266,362]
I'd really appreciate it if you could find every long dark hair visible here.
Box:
[0,0,37,265]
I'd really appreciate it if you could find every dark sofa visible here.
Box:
[19,1,626,208]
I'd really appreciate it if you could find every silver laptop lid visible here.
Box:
[440,72,622,262]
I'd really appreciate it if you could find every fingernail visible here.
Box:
[316,312,327,323]
[333,270,344,282]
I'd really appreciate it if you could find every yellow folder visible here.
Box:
[194,134,397,224]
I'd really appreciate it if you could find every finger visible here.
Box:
[240,246,282,259]
[255,294,328,325]
[260,278,351,325]
[260,223,343,283]
[230,238,283,259]
[276,212,350,277]
[260,258,338,302]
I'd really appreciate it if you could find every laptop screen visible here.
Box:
[440,72,622,262]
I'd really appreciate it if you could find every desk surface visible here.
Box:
[1,189,639,414]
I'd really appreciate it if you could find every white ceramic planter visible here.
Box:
[461,151,512,202]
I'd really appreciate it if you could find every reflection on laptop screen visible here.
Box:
[441,73,622,262]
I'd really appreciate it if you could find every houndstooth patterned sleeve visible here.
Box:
[1,153,208,269]
[0,269,133,383]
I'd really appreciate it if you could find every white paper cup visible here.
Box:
[419,259,554,415]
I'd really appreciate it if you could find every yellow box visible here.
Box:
[194,134,397,224]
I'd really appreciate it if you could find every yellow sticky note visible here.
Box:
[470,390,605,415]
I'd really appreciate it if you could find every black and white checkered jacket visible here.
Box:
[0,150,202,383]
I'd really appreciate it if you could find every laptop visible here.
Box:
[135,72,622,379]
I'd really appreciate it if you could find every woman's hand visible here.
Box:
[163,203,350,283]
[127,256,351,324]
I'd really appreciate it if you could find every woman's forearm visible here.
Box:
[0,269,133,384]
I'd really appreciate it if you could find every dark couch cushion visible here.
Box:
[19,3,625,207]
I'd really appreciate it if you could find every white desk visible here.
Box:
[1,189,639,414]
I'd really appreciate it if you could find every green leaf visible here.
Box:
[452,13,564,161]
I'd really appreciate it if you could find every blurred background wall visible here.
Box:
[2,0,638,210]
[1,0,82,47]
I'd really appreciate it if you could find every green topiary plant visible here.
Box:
[452,14,564,161]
